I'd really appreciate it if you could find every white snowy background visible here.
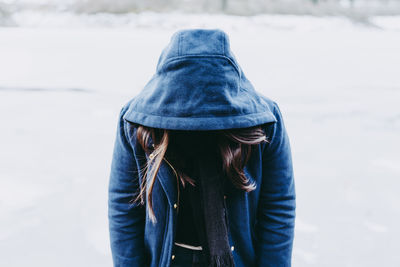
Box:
[0,2,400,266]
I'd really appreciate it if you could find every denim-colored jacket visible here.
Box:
[108,29,296,267]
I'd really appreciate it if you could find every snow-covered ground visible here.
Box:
[0,14,399,266]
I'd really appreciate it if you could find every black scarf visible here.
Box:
[186,151,236,267]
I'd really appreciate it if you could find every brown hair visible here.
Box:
[129,122,269,223]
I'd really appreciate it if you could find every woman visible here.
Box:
[108,29,296,267]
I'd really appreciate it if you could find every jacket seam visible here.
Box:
[125,109,274,119]
[178,32,182,56]
[157,54,240,77]
[221,31,225,55]
[159,206,170,267]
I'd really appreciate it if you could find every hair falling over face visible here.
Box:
[128,122,270,223]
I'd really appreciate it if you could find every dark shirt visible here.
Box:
[167,130,218,247]
[175,179,201,246]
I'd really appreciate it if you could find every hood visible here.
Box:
[123,28,277,130]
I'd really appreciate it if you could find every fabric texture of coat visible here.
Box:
[108,29,296,267]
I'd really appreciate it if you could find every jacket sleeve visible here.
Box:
[256,102,296,267]
[108,105,146,266]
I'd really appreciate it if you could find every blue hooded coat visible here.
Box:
[108,29,296,267]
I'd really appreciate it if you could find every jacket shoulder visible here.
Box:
[120,96,137,117]
[116,97,141,148]
[257,93,279,112]
[256,93,280,126]
[257,96,288,153]
[120,97,141,130]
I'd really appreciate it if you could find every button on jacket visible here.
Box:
[108,29,296,267]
